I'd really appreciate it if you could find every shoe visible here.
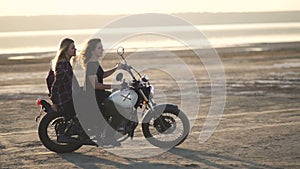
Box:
[78,132,90,140]
[57,134,76,143]
[78,132,97,145]
[80,138,98,146]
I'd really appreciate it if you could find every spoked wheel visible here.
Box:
[38,113,82,153]
[142,105,190,148]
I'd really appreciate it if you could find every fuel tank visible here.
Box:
[108,88,138,113]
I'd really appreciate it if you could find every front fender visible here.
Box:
[142,104,179,123]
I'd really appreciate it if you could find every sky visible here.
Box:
[0,0,299,16]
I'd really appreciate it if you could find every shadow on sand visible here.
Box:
[169,148,282,169]
[59,147,281,169]
[59,151,181,169]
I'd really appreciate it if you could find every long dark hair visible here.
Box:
[79,38,101,69]
[51,38,74,70]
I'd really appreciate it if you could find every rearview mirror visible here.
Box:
[117,47,124,56]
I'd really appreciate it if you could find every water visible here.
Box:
[0,22,300,55]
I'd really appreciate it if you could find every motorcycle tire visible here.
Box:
[142,104,190,148]
[38,113,82,153]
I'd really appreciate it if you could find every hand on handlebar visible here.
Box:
[119,63,130,70]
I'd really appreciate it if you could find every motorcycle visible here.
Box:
[35,47,190,153]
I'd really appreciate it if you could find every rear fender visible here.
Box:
[40,100,54,114]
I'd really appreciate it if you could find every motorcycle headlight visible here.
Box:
[141,74,149,83]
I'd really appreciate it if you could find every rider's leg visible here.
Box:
[57,100,86,143]
[98,99,125,146]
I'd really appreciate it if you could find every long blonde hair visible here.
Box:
[78,38,101,69]
[51,38,74,70]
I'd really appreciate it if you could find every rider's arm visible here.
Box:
[103,63,122,78]
[88,75,122,90]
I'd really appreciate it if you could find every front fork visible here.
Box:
[138,92,171,133]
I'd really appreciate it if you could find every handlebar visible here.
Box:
[117,47,142,80]
[120,63,142,81]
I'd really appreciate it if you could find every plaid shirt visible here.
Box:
[50,60,73,106]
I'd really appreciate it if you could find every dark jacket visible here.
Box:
[50,60,73,106]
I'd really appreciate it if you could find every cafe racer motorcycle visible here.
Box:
[35,47,190,153]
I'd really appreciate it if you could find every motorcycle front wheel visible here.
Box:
[142,105,190,148]
[38,113,82,153]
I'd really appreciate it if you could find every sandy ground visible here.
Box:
[0,42,300,168]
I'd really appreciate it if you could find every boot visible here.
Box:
[55,120,74,143]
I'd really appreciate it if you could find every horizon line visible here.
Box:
[1,10,300,17]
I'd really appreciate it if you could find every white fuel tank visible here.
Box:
[108,88,138,110]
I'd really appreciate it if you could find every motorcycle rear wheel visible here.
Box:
[38,113,82,153]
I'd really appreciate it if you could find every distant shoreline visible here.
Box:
[0,41,299,64]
